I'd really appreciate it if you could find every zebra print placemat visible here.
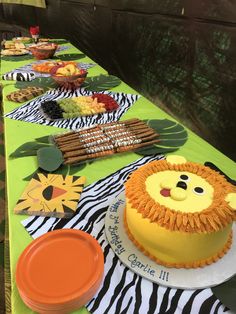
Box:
[21,155,228,314]
[5,89,139,130]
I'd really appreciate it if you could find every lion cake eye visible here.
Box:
[180,174,190,181]
[193,187,204,195]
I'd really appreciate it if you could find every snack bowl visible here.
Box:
[29,43,58,60]
[50,65,87,89]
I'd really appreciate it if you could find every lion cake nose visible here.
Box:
[170,187,187,201]
[176,181,187,190]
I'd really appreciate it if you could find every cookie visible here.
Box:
[6,87,45,103]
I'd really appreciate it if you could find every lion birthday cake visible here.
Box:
[124,155,236,268]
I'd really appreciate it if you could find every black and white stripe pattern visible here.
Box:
[3,61,96,80]
[21,155,228,314]
[5,88,140,130]
[2,71,36,81]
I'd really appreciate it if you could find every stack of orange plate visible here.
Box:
[16,229,104,314]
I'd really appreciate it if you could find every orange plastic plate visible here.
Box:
[16,229,104,310]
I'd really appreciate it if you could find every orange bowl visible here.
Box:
[50,66,88,89]
[16,229,104,314]
[29,43,58,60]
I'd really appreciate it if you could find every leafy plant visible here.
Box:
[83,74,121,91]
[135,119,188,156]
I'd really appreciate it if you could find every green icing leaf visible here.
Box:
[135,119,188,156]
[83,74,121,91]
[57,53,85,61]
[15,77,57,90]
[37,147,64,171]
[212,275,236,312]
[9,142,51,159]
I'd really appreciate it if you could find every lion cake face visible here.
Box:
[146,170,214,212]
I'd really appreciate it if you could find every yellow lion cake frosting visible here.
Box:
[124,155,236,268]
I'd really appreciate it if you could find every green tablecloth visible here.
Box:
[1,42,236,314]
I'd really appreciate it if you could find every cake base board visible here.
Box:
[105,191,236,289]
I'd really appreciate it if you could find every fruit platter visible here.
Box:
[32,61,77,73]
[41,94,119,119]
[50,63,87,88]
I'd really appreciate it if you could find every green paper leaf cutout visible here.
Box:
[35,136,50,143]
[10,150,39,159]
[148,119,176,130]
[135,119,188,156]
[83,74,121,91]
[15,77,57,90]
[212,275,236,312]
[37,147,64,171]
[135,146,176,156]
[9,142,51,159]
[57,53,85,61]
[1,54,33,62]
[68,163,87,175]
[23,169,39,181]
[49,39,69,45]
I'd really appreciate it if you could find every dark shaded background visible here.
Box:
[0,0,236,161]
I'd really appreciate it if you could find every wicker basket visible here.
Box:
[50,66,87,89]
[29,44,57,60]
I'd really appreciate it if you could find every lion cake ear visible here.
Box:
[225,193,236,210]
[166,155,187,165]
